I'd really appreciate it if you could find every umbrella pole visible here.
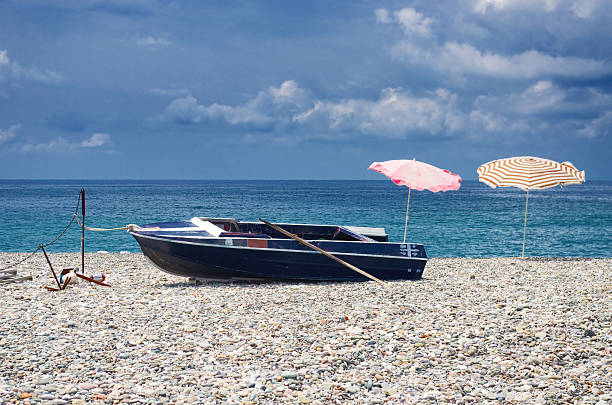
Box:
[522,189,529,259]
[403,188,411,244]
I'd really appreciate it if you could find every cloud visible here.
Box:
[20,133,111,153]
[389,37,608,80]
[375,8,391,24]
[577,111,612,138]
[137,36,171,49]
[0,49,62,84]
[0,124,20,144]
[81,133,110,147]
[371,4,612,140]
[475,80,566,115]
[469,80,612,139]
[473,0,561,13]
[467,110,506,132]
[160,80,310,129]
[379,6,611,80]
[149,88,190,97]
[294,87,464,138]
[472,0,608,17]
[393,8,433,36]
[160,80,484,139]
[164,96,274,128]
[514,80,565,112]
[20,137,73,153]
[157,78,612,144]
[1,124,108,153]
[475,80,612,116]
[570,0,604,18]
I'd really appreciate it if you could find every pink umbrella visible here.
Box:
[369,159,462,242]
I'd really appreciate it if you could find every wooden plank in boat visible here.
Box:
[343,226,386,238]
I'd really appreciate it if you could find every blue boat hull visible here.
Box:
[132,233,427,281]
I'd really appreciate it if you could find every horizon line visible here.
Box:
[1,178,610,182]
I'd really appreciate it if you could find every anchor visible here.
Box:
[42,189,111,291]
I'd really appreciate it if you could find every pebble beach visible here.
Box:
[1,253,610,404]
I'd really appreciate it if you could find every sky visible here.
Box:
[1,0,611,180]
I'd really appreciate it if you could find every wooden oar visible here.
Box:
[259,218,384,285]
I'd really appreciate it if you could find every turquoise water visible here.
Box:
[0,180,610,257]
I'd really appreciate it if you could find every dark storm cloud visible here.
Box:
[0,0,610,179]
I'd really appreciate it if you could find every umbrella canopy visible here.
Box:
[369,159,462,191]
[369,159,461,242]
[477,156,585,258]
[477,156,585,190]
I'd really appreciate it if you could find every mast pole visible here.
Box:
[81,188,85,273]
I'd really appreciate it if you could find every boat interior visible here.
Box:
[197,217,388,242]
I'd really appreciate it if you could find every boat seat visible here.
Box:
[332,226,376,242]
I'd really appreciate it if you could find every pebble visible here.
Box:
[40,394,55,400]
[1,253,610,403]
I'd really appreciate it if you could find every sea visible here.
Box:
[0,180,610,258]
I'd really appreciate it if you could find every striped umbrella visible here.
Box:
[477,156,585,258]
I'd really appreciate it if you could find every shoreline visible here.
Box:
[2,251,610,258]
[1,254,610,403]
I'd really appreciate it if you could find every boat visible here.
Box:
[130,217,427,281]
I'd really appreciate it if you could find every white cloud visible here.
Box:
[388,25,609,79]
[512,80,565,113]
[393,8,432,36]
[164,96,273,127]
[81,133,110,147]
[577,111,612,138]
[378,6,611,80]
[20,133,111,153]
[0,124,20,144]
[468,110,506,131]
[161,80,310,128]
[571,0,607,18]
[475,80,612,117]
[474,80,567,115]
[294,87,464,137]
[375,8,391,24]
[473,0,561,13]
[20,137,72,153]
[472,0,608,18]
[159,79,612,141]
[0,49,62,84]
[137,36,171,49]
[467,80,612,140]
[150,88,191,97]
[269,80,309,105]
[160,80,479,138]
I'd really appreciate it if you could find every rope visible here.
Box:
[0,248,41,272]
[1,190,162,273]
[73,216,160,232]
[74,215,128,231]
[41,194,81,248]
[0,193,81,272]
